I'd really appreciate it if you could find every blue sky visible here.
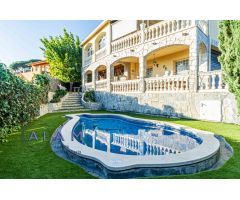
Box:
[0,20,102,66]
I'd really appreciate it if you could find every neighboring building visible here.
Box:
[81,20,239,124]
[17,60,49,81]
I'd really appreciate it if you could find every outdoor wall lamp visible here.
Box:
[182,32,189,36]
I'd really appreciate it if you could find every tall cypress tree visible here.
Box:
[219,20,240,111]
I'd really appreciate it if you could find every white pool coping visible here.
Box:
[60,113,220,171]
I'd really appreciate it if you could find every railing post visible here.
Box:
[106,64,112,92]
[140,22,146,43]
[92,69,96,90]
[139,56,146,93]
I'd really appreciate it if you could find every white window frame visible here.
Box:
[98,36,106,50]
[175,58,189,75]
[87,46,93,57]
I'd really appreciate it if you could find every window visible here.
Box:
[86,73,92,83]
[199,43,207,65]
[87,46,93,57]
[175,59,189,75]
[98,36,106,50]
[211,49,221,70]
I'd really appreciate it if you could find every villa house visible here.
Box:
[17,60,49,81]
[81,20,239,124]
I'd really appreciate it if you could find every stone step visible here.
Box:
[56,107,85,111]
[63,98,81,101]
[62,101,81,104]
[62,105,83,108]
[66,96,81,99]
[53,108,89,113]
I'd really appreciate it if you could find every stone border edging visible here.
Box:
[60,113,220,171]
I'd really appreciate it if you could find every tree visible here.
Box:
[0,61,7,69]
[218,20,240,111]
[40,29,82,91]
[9,59,41,71]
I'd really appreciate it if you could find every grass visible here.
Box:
[0,110,240,179]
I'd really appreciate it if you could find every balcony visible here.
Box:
[198,70,226,91]
[96,79,107,91]
[111,79,140,93]
[111,20,193,53]
[96,47,107,61]
[145,75,189,92]
[84,56,93,67]
[85,82,93,90]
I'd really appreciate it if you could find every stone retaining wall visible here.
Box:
[81,93,102,110]
[95,91,240,124]
[39,93,69,117]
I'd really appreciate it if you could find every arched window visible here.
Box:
[98,35,106,50]
[199,43,207,66]
[87,46,93,57]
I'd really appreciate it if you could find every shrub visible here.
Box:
[50,89,67,103]
[0,65,41,142]
[33,73,51,104]
[84,90,96,102]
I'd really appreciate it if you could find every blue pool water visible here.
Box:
[72,114,202,156]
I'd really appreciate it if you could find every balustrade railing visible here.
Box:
[198,70,226,91]
[96,47,107,61]
[144,20,192,42]
[145,75,189,92]
[85,82,93,90]
[96,79,107,91]
[111,31,142,53]
[111,79,140,93]
[111,20,193,53]
[84,56,92,67]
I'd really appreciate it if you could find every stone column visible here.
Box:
[107,23,112,55]
[189,33,198,93]
[140,22,146,43]
[106,64,112,92]
[82,70,85,92]
[92,69,96,90]
[139,56,146,93]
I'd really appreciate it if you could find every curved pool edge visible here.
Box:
[59,113,220,173]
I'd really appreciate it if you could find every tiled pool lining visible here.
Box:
[58,114,220,173]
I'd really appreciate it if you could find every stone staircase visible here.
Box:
[54,92,87,112]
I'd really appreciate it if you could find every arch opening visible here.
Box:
[111,57,139,81]
[85,70,93,83]
[96,65,107,81]
[145,45,189,78]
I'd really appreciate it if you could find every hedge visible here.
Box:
[0,66,43,142]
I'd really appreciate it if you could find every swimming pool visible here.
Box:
[57,113,220,178]
[72,114,202,156]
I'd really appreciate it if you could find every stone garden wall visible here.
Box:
[81,93,102,110]
[95,91,240,124]
[39,93,69,117]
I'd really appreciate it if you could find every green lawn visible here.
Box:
[0,110,240,179]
